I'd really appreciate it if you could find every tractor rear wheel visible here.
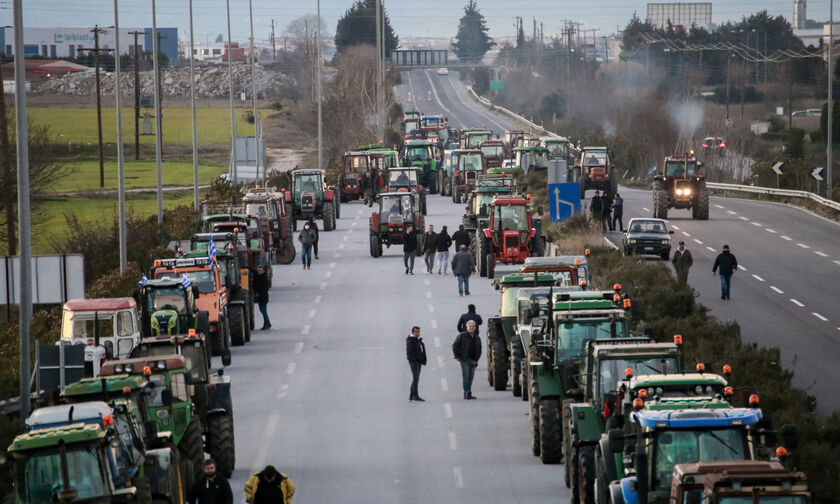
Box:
[229,305,246,346]
[180,457,195,502]
[577,445,596,504]
[210,327,223,356]
[429,173,438,194]
[452,182,460,204]
[476,234,486,277]
[511,341,524,397]
[521,356,529,402]
[486,333,494,386]
[608,174,617,198]
[654,187,668,219]
[134,475,153,504]
[370,234,381,258]
[420,193,427,215]
[179,414,204,481]
[208,414,235,479]
[323,202,336,231]
[538,399,562,464]
[696,186,710,220]
[248,289,255,332]
[486,246,495,279]
[334,197,341,219]
[492,334,507,391]
[276,241,296,264]
[595,448,610,504]
[562,398,575,471]
[529,372,541,456]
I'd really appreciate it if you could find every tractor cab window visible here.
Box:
[116,311,134,337]
[596,356,680,399]
[467,133,491,148]
[147,288,188,315]
[495,204,529,231]
[295,174,322,195]
[146,374,168,406]
[389,170,417,186]
[665,161,697,177]
[17,444,110,502]
[556,319,627,362]
[62,311,116,342]
[583,151,608,166]
[180,270,216,294]
[405,146,430,161]
[546,142,568,159]
[180,341,209,382]
[652,428,747,492]
[345,156,368,172]
[405,121,419,134]
[476,194,495,216]
[460,153,483,172]
[246,203,271,219]
[481,144,504,157]
[381,195,405,217]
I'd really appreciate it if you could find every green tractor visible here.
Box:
[7,423,145,503]
[529,289,634,464]
[284,169,338,231]
[460,128,493,149]
[401,139,439,193]
[462,172,517,232]
[485,273,557,395]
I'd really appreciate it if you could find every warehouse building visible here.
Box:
[1,27,178,63]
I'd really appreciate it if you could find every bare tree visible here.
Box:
[283,15,330,102]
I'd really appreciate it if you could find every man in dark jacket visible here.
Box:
[421,225,437,274]
[672,241,693,284]
[298,223,317,270]
[712,244,738,300]
[451,244,476,296]
[590,190,604,223]
[435,225,453,274]
[601,192,613,231]
[403,224,419,275]
[406,326,427,402]
[451,224,471,251]
[611,193,625,232]
[307,217,320,260]
[254,266,271,330]
[452,320,481,399]
[189,459,233,504]
[457,304,483,332]
[244,465,295,504]
[363,171,373,207]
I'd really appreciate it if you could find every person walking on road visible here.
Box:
[672,241,694,284]
[712,244,738,300]
[188,459,233,504]
[298,222,317,270]
[254,266,271,330]
[403,224,419,275]
[457,304,483,332]
[363,171,374,207]
[602,192,613,231]
[244,465,295,504]
[590,190,604,230]
[307,217,320,260]
[612,193,625,232]
[421,225,437,274]
[452,320,481,400]
[406,326,427,402]
[435,225,453,274]
[451,244,476,296]
[452,224,471,252]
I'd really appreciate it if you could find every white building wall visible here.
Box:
[2,27,146,58]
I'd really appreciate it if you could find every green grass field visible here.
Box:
[28,107,272,147]
[52,159,226,192]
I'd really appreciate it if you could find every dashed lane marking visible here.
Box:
[448,432,458,450]
[434,336,441,348]
[325,271,332,279]
[815,251,828,257]
[706,246,716,252]
[431,319,438,329]
[294,342,304,354]
[320,282,327,290]
[765,228,777,234]
[693,238,703,245]
[314,295,322,304]
[751,274,765,282]
[441,378,449,391]
[329,262,336,268]
[453,467,464,488]
[428,304,435,313]
[343,235,349,242]
[425,279,430,286]
[727,210,737,215]
[781,235,792,241]
[790,299,805,307]
[333,253,340,259]
[796,243,810,249]
[671,225,680,230]
[834,261,840,267]
[339,243,345,249]
[770,286,784,294]
[737,265,747,271]
[438,355,446,368]
[738,216,749,221]
[286,362,296,374]
[275,384,289,398]
[751,222,762,227]
[444,402,453,418]
[308,309,316,319]
[642,207,650,212]
[714,204,725,209]
[252,412,280,473]
[301,325,310,335]
[426,291,432,299]
[682,231,691,237]
[351,222,358,227]
[813,312,828,322]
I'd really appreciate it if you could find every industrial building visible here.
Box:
[1,27,178,63]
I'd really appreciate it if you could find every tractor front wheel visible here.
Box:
[695,186,710,220]
[323,203,336,231]
[486,247,495,279]
[538,399,562,464]
[529,371,541,456]
[577,445,596,504]
[492,337,507,391]
[208,414,236,478]
[210,327,223,356]
[229,305,246,346]
[653,187,668,219]
[595,448,610,504]
[276,241,296,264]
[511,341,524,397]
[179,414,204,481]
[370,234,382,258]
[452,182,460,204]
[180,457,195,502]
[521,356,529,402]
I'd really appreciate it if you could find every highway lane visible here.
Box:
[399,68,840,413]
[224,196,573,502]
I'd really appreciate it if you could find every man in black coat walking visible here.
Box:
[452,320,481,399]
[451,224,471,252]
[254,266,271,330]
[457,304,483,332]
[403,224,419,275]
[188,459,233,504]
[435,225,453,274]
[307,217,320,260]
[712,244,738,300]
[421,225,437,274]
[590,190,604,224]
[406,326,427,402]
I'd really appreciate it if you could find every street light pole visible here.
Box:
[316,0,323,171]
[248,0,262,184]
[189,0,200,209]
[226,0,237,183]
[12,0,33,425]
[828,0,834,199]
[151,0,164,224]
[113,1,127,272]
[375,0,382,141]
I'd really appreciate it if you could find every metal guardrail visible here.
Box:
[467,87,840,213]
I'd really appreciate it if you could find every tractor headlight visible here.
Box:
[675,188,683,195]
[629,239,636,244]
[124,364,134,373]
[156,360,167,370]
[683,188,691,195]
[655,387,664,396]
[114,364,124,373]
[647,387,655,397]
[705,385,714,394]
[662,239,670,244]
[695,385,704,395]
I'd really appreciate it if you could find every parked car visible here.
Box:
[622,217,673,259]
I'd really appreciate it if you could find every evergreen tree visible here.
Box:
[452,0,494,63]
[334,0,398,57]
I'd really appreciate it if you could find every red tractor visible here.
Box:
[369,192,425,258]
[450,149,487,204]
[479,139,506,169]
[475,195,545,279]
[339,151,370,203]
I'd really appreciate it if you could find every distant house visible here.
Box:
[1,59,88,79]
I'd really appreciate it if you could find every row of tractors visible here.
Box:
[481,257,808,503]
[5,176,346,503]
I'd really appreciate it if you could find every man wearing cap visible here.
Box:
[672,241,693,284]
[712,244,738,300]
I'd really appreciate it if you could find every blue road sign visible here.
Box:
[549,183,581,222]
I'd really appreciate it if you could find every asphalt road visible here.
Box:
[222,196,572,502]
[399,68,840,414]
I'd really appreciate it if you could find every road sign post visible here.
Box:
[549,183,581,223]
[812,166,824,195]
[771,161,783,188]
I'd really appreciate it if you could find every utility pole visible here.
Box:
[12,0,33,424]
[0,53,14,257]
[788,60,793,129]
[129,31,143,161]
[156,32,167,143]
[114,0,127,272]
[78,26,113,188]
[725,53,731,121]
[375,0,382,141]
[317,0,323,171]
[248,0,262,183]
[189,0,200,209]
[226,0,237,184]
[271,20,276,61]
[828,0,834,199]
[152,0,164,224]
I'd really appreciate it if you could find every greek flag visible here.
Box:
[208,234,217,270]
[138,274,148,287]
[180,274,192,289]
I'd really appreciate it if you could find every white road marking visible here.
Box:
[438,355,446,368]
[434,336,441,348]
[682,231,691,237]
[428,304,435,313]
[448,432,458,450]
[329,262,336,268]
[275,384,289,398]
[693,238,703,245]
[770,286,784,294]
[441,378,449,391]
[714,204,725,209]
[314,295,322,304]
[813,312,828,322]
[333,252,340,259]
[320,282,327,290]
[642,207,650,212]
[325,271,332,279]
[790,299,805,307]
[751,274,765,282]
[453,467,464,488]
[431,319,438,329]
[294,342,304,353]
[815,251,828,257]
[671,225,680,230]
[286,362,296,374]
[253,412,280,472]
[351,221,358,227]
[301,325,310,335]
[444,402,453,418]
[343,235,349,242]
[727,210,737,215]
[737,265,747,271]
[339,243,345,249]
[308,309,316,318]
[796,243,810,249]
[834,260,840,267]
[425,279,430,286]
[751,222,762,227]
[426,291,432,299]
[765,228,777,234]
[781,235,792,241]
[706,246,716,252]
[738,216,749,221]
[356,208,362,214]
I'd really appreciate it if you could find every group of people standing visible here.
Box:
[589,191,624,232]
[188,459,295,504]
[403,224,476,297]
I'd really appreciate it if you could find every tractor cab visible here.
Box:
[292,169,326,209]
[514,146,550,173]
[387,167,421,192]
[453,149,487,195]
[420,114,447,133]
[485,196,536,262]
[403,110,421,122]
[542,137,572,161]
[340,151,370,202]
[519,256,588,287]
[134,278,208,344]
[461,129,493,149]
[59,298,141,369]
[504,130,526,156]
[479,140,506,168]
[380,193,422,236]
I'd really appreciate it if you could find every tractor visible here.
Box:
[450,149,487,204]
[479,139,506,169]
[518,255,589,287]
[513,145,550,174]
[652,154,710,220]
[460,128,493,150]
[369,192,425,258]
[462,172,517,232]
[284,169,338,231]
[420,114,447,136]
[574,146,617,198]
[439,149,460,197]
[401,139,439,193]
[242,187,296,264]
[503,129,527,157]
[340,151,370,203]
[475,195,545,278]
[133,277,211,354]
[542,136,576,166]
[669,461,809,504]
[386,167,427,215]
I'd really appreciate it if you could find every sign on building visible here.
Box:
[646,3,712,29]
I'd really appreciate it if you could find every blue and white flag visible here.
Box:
[180,274,192,289]
[138,274,148,287]
[208,234,217,270]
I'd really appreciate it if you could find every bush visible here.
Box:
[244,110,255,124]
[270,101,284,111]
[472,67,490,95]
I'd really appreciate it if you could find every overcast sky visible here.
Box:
[0,1,830,45]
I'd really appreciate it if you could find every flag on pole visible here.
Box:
[181,274,192,289]
[138,274,148,287]
[208,234,217,270]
